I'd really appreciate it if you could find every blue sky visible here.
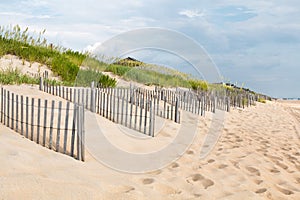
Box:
[0,0,299,98]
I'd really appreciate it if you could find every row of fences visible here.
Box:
[0,87,85,161]
[40,78,261,137]
[41,81,157,136]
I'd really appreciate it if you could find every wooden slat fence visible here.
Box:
[0,87,85,161]
[41,81,156,137]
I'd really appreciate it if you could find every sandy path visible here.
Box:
[0,87,300,199]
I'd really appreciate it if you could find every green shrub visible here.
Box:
[0,69,39,85]
[258,98,266,103]
[105,64,131,76]
[74,69,116,88]
[75,69,103,87]
[188,79,208,91]
[98,74,117,88]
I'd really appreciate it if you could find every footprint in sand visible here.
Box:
[264,154,282,161]
[154,183,181,195]
[186,150,194,155]
[202,178,214,189]
[276,185,294,195]
[218,164,228,169]
[114,185,135,193]
[275,161,288,170]
[270,168,280,173]
[142,178,155,185]
[191,174,204,182]
[255,188,267,194]
[193,193,201,198]
[246,166,261,176]
[170,162,179,169]
[230,160,240,169]
[254,179,263,185]
[293,152,300,156]
[186,174,214,189]
[207,159,215,164]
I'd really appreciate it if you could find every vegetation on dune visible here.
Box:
[258,98,267,103]
[0,68,39,85]
[105,64,131,76]
[0,24,116,86]
[188,79,208,91]
[123,68,191,88]
[105,60,196,88]
[0,24,213,90]
[75,69,116,88]
[0,24,271,102]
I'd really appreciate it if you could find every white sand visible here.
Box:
[0,56,299,199]
[1,86,300,199]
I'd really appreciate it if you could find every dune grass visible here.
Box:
[0,68,39,85]
[0,24,271,102]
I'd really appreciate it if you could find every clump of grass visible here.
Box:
[258,98,266,103]
[75,69,116,88]
[123,68,191,88]
[98,74,117,88]
[242,97,248,105]
[0,68,39,85]
[105,64,131,76]
[188,79,208,91]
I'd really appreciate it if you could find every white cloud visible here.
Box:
[0,0,300,97]
[0,12,51,19]
[179,9,204,18]
[20,0,49,7]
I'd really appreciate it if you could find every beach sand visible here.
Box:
[0,84,300,200]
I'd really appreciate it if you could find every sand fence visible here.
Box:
[0,87,85,161]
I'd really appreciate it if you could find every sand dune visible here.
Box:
[0,54,59,80]
[0,86,300,199]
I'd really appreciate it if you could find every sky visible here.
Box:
[0,0,299,98]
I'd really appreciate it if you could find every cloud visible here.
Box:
[0,11,51,19]
[0,0,299,97]
[179,9,204,18]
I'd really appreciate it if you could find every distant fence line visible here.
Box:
[0,87,85,161]
[39,78,261,137]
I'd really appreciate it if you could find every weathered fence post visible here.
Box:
[175,97,180,123]
[20,95,24,135]
[43,100,48,146]
[0,88,3,123]
[7,91,10,128]
[71,103,77,157]
[16,94,19,132]
[56,101,62,152]
[25,96,29,138]
[144,100,148,134]
[227,96,230,112]
[63,102,70,154]
[39,77,43,91]
[11,93,14,130]
[149,100,155,137]
[37,99,41,144]
[77,104,85,161]
[81,104,85,161]
[31,98,34,141]
[91,82,96,113]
